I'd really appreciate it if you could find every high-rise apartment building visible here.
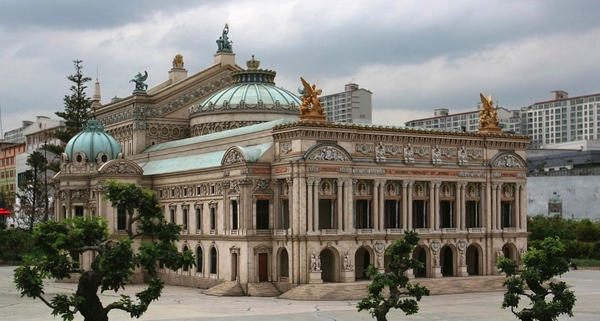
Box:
[521,91,600,148]
[405,107,521,133]
[320,83,372,124]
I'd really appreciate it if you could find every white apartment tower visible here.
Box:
[320,83,372,124]
[521,91,600,148]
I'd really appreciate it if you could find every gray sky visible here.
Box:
[1,0,600,130]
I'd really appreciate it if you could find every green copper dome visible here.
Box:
[65,119,121,163]
[191,56,301,113]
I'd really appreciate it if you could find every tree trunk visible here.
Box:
[76,271,108,321]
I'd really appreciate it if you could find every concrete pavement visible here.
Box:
[1,266,598,321]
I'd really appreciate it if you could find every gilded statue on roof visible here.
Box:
[479,93,501,133]
[299,77,326,121]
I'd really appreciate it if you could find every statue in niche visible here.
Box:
[404,144,415,163]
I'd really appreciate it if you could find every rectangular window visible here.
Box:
[170,209,175,223]
[439,201,454,228]
[384,200,400,228]
[412,200,427,228]
[210,207,216,230]
[117,208,126,230]
[280,199,289,229]
[231,200,238,230]
[74,206,84,217]
[501,202,513,228]
[182,208,188,230]
[355,199,371,229]
[196,207,202,231]
[256,199,269,230]
[465,201,480,228]
[318,199,335,229]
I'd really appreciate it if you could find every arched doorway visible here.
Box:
[355,247,372,280]
[210,247,218,274]
[412,246,427,278]
[502,243,518,262]
[320,248,338,282]
[466,245,480,276]
[279,249,289,280]
[440,246,454,277]
[196,247,203,274]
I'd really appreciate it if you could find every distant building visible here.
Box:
[16,116,65,187]
[0,142,25,209]
[320,83,372,124]
[526,146,600,220]
[405,107,521,134]
[521,90,600,148]
[2,120,33,144]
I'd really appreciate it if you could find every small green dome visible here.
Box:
[65,119,121,163]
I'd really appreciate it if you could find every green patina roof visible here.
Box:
[144,118,295,153]
[138,142,273,175]
[65,119,121,161]
[200,83,301,108]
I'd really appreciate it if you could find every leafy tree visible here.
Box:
[17,151,46,230]
[14,181,195,321]
[357,231,430,321]
[497,237,576,321]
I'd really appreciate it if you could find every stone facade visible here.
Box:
[55,118,529,289]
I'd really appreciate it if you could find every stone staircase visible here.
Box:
[247,282,281,297]
[280,276,505,301]
[203,281,245,296]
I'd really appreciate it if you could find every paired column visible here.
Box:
[372,181,379,230]
[406,181,413,229]
[306,179,313,233]
[402,181,409,229]
[433,181,441,230]
[514,184,520,230]
[345,179,355,232]
[313,178,320,231]
[520,184,528,230]
[460,183,466,230]
[428,182,435,229]
[337,179,343,231]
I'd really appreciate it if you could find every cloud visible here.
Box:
[1,0,600,130]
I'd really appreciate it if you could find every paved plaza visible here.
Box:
[1,266,598,321]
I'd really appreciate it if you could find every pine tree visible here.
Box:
[55,59,92,145]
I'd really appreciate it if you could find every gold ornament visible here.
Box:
[299,77,326,122]
[478,93,501,133]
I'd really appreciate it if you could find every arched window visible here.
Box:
[210,247,218,274]
[117,208,126,230]
[197,247,203,273]
[182,208,188,231]
[182,246,189,271]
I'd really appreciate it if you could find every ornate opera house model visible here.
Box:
[54,25,530,294]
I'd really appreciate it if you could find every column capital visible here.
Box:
[431,180,442,187]
[457,181,468,188]
[374,178,387,185]
[307,177,321,185]
[492,182,502,189]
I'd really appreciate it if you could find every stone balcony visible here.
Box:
[468,227,486,233]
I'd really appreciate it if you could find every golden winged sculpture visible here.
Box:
[478,93,501,133]
[299,77,326,121]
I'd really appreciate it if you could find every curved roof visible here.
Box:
[65,119,121,162]
[200,82,301,108]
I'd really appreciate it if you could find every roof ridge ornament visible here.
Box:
[299,77,326,122]
[478,93,501,133]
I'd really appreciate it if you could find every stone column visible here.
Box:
[313,178,320,231]
[434,182,441,230]
[485,182,492,231]
[428,182,435,229]
[490,183,496,231]
[402,181,409,229]
[407,181,413,229]
[514,184,520,230]
[378,180,386,231]
[345,179,354,232]
[372,180,379,230]
[337,179,343,231]
[460,183,467,230]
[455,183,461,229]
[496,183,502,230]
[273,180,280,229]
[520,183,528,230]
[306,178,314,233]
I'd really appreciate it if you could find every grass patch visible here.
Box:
[572,258,600,267]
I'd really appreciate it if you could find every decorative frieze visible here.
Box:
[307,145,350,162]
[280,141,292,155]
